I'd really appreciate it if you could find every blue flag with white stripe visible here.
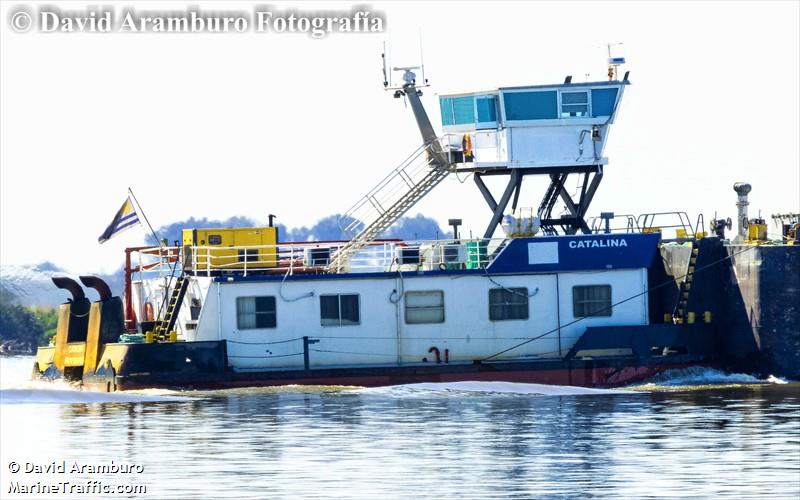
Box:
[98,197,141,243]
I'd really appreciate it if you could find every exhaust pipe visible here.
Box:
[79,276,112,302]
[51,277,86,302]
[733,182,752,240]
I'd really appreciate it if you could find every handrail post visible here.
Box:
[303,336,320,371]
[124,248,136,331]
[303,336,309,370]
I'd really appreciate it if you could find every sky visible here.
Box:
[1,0,798,274]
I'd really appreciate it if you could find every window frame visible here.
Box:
[439,95,475,127]
[559,90,590,118]
[404,290,445,325]
[572,285,612,318]
[236,295,277,330]
[590,87,619,118]
[488,287,529,321]
[501,90,559,122]
[320,293,360,327]
[475,94,499,129]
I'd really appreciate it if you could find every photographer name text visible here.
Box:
[9,6,385,37]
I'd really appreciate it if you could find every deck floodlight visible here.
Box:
[448,219,463,240]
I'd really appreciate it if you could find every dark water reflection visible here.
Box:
[2,384,799,499]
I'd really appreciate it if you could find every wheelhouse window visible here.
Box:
[573,285,612,317]
[502,91,558,121]
[320,294,360,326]
[405,291,445,324]
[475,95,498,129]
[489,288,529,321]
[561,91,589,117]
[208,234,222,245]
[439,95,475,126]
[591,87,619,117]
[236,296,276,329]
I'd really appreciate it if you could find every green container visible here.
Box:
[466,240,488,269]
[118,333,146,344]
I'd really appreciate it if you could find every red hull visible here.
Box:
[109,363,691,392]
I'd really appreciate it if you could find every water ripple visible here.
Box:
[1,357,798,499]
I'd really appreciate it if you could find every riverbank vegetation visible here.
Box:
[0,289,57,354]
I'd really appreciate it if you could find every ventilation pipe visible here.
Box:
[733,182,752,240]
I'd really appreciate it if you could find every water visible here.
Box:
[1,357,798,499]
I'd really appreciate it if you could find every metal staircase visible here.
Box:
[153,273,189,339]
[328,140,452,271]
[673,241,699,323]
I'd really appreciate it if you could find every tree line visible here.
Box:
[0,287,58,353]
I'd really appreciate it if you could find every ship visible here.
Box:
[32,57,800,391]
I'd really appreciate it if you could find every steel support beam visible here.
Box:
[511,175,524,212]
[580,170,603,218]
[472,165,603,238]
[455,165,600,176]
[473,173,497,212]
[482,170,521,239]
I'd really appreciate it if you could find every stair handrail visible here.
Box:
[694,213,705,238]
[154,247,183,328]
[338,135,451,236]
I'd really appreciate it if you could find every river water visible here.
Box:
[1,356,798,499]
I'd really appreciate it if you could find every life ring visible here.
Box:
[143,301,154,322]
[462,134,473,159]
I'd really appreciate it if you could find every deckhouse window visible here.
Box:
[405,291,445,324]
[320,294,360,326]
[502,91,558,121]
[475,95,498,128]
[572,285,612,317]
[439,96,474,126]
[561,91,589,117]
[489,288,529,321]
[591,87,619,117]
[236,296,276,329]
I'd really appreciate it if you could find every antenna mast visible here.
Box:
[606,42,625,80]
[381,41,390,88]
[419,30,427,86]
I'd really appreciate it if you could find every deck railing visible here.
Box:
[130,238,505,280]
[587,211,707,241]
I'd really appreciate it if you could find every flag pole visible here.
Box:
[127,187,163,249]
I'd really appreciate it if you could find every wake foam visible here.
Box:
[0,356,192,404]
[636,366,788,387]
[359,381,632,397]
[0,388,192,404]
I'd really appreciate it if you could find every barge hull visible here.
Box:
[101,356,705,392]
